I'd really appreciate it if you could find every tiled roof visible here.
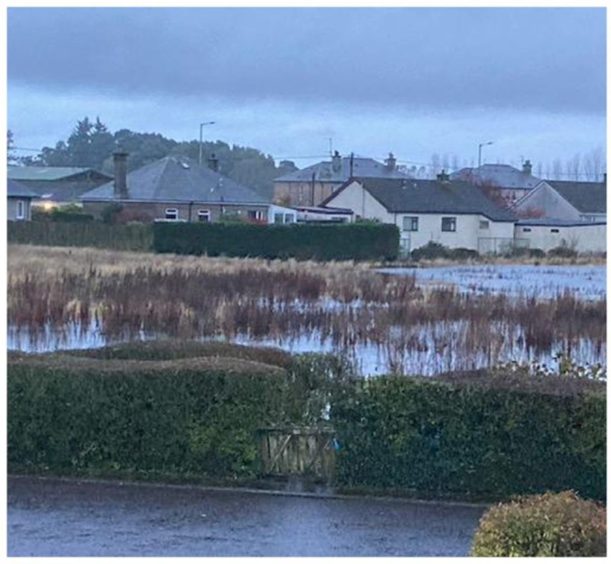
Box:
[545,180,607,214]
[451,164,541,190]
[7,179,39,198]
[333,177,515,222]
[81,156,269,204]
[8,166,110,182]
[274,156,409,183]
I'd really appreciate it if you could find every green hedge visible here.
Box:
[332,376,606,501]
[8,354,286,479]
[153,222,400,261]
[8,221,153,251]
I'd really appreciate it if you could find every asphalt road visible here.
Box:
[8,475,485,557]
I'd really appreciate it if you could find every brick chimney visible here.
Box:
[331,150,342,173]
[385,152,397,171]
[208,153,219,172]
[522,159,533,175]
[113,150,129,199]
[437,169,450,183]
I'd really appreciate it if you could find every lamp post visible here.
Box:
[478,141,494,168]
[199,121,216,165]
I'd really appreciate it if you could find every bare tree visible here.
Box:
[536,162,543,178]
[552,159,563,180]
[430,153,441,177]
[451,154,459,172]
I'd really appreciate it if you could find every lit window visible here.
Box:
[441,217,457,232]
[402,216,419,232]
[165,208,178,220]
[197,209,211,223]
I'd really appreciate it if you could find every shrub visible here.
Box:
[471,491,606,556]
[549,243,578,258]
[153,222,400,261]
[411,241,449,261]
[101,203,124,224]
[448,247,479,260]
[332,375,606,500]
[8,353,287,479]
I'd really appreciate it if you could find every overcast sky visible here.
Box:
[7,7,606,171]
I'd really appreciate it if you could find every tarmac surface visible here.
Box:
[8,475,486,556]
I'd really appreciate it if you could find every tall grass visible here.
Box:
[8,245,606,374]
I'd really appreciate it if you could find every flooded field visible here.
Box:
[8,476,485,557]
[8,246,606,376]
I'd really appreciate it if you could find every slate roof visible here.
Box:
[8,166,110,182]
[327,178,515,221]
[7,179,39,198]
[274,156,409,183]
[545,180,607,214]
[451,164,541,190]
[81,156,269,204]
[517,218,606,227]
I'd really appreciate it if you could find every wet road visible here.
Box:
[8,476,485,556]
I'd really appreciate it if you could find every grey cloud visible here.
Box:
[8,7,606,114]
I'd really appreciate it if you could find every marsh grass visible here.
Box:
[8,245,606,374]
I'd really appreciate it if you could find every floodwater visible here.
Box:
[8,476,485,557]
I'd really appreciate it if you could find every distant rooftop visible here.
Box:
[450,163,541,190]
[8,166,111,182]
[275,153,410,183]
[545,180,607,214]
[7,179,39,199]
[81,156,268,205]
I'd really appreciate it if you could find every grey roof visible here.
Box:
[517,218,606,227]
[274,156,410,183]
[545,180,607,214]
[8,166,110,182]
[81,156,269,205]
[329,178,515,221]
[7,179,38,198]
[450,164,541,190]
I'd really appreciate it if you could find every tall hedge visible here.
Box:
[153,222,400,261]
[8,221,153,251]
[7,354,286,479]
[332,376,606,501]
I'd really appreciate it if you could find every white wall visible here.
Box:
[515,223,607,253]
[269,204,297,224]
[7,198,32,221]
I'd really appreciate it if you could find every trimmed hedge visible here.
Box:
[8,221,153,251]
[8,354,286,479]
[153,222,400,261]
[471,491,606,556]
[332,375,606,501]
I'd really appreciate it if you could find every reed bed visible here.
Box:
[8,245,606,375]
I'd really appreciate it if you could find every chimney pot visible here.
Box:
[207,153,219,172]
[113,150,129,199]
[331,150,342,173]
[437,169,450,183]
[385,152,397,171]
[522,159,533,175]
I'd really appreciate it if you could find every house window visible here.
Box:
[274,213,284,224]
[479,220,489,230]
[165,208,178,221]
[197,209,211,223]
[248,210,264,221]
[522,227,532,233]
[441,217,457,232]
[284,213,295,224]
[16,200,25,220]
[402,216,419,232]
[550,228,560,233]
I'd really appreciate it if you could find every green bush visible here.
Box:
[152,222,400,261]
[549,243,578,258]
[471,491,606,556]
[332,375,605,500]
[411,241,449,261]
[449,247,479,260]
[7,221,153,251]
[8,353,286,479]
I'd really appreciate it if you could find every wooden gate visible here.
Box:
[257,426,336,482]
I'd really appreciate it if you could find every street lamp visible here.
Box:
[478,141,494,168]
[199,121,216,165]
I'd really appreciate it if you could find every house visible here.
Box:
[512,179,607,223]
[273,151,410,207]
[511,178,606,253]
[81,151,296,224]
[450,161,541,205]
[291,205,354,223]
[8,166,112,209]
[321,172,516,254]
[7,179,38,221]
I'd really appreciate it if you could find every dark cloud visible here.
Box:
[8,7,606,114]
